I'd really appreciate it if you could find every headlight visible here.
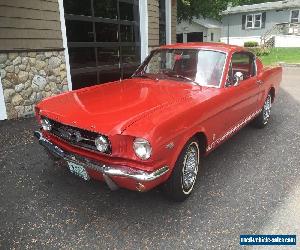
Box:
[41,118,52,131]
[95,135,109,153]
[133,138,152,160]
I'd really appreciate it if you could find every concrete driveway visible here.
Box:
[0,68,299,249]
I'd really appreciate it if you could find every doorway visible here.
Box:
[187,32,203,42]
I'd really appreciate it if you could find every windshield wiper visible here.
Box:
[166,74,201,86]
[132,74,158,81]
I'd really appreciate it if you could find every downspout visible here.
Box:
[0,75,7,120]
[58,0,72,91]
[227,16,230,44]
[139,0,149,62]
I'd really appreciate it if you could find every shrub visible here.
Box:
[247,47,271,56]
[244,41,259,47]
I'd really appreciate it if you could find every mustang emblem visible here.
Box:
[58,128,82,143]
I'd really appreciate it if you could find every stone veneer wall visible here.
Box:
[0,50,68,119]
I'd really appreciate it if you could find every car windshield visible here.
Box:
[134,49,226,87]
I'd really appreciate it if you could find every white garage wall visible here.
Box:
[275,35,300,47]
[220,36,261,46]
[177,21,222,43]
[221,35,300,47]
[0,76,7,120]
[207,28,222,42]
[177,21,208,42]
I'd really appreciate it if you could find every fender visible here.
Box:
[167,127,208,173]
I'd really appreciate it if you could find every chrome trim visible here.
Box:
[206,108,262,152]
[103,165,169,182]
[43,117,112,155]
[182,141,200,195]
[34,131,169,185]
[263,94,272,124]
[103,174,119,191]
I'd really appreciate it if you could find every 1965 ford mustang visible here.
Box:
[34,43,282,201]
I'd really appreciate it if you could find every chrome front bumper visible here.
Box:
[34,131,169,190]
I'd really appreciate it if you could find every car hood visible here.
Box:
[38,78,208,135]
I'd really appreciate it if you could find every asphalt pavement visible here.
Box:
[0,67,299,249]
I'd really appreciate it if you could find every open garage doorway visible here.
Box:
[63,0,141,90]
[187,32,203,42]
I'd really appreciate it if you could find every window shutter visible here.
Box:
[262,12,266,28]
[242,15,246,30]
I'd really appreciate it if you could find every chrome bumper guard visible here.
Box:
[34,131,169,190]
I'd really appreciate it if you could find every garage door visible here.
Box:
[63,0,141,90]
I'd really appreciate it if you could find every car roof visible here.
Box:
[159,42,245,53]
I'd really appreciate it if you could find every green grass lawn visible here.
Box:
[259,47,300,66]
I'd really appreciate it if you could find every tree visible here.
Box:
[177,0,280,21]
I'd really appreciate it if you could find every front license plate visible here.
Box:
[67,162,90,181]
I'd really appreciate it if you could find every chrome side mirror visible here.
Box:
[233,72,244,86]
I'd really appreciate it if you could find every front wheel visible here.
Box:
[163,137,200,202]
[252,93,272,128]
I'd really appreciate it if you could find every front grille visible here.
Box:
[43,117,111,154]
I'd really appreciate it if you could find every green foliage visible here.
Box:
[247,47,270,56]
[177,0,228,21]
[244,41,259,47]
[177,0,280,22]
[259,48,300,65]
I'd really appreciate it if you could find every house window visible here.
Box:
[210,33,214,41]
[291,10,300,23]
[246,15,253,28]
[246,13,262,29]
[254,14,262,28]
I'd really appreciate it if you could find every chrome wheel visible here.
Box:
[181,142,199,194]
[263,94,272,124]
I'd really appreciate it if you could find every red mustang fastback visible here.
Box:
[34,43,282,201]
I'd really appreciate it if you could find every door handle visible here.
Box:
[256,80,264,85]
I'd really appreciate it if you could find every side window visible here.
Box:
[291,10,300,23]
[230,52,256,82]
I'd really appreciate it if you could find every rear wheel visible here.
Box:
[163,137,200,201]
[253,93,272,128]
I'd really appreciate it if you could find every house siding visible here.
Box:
[221,8,298,38]
[0,0,67,120]
[0,0,63,51]
[148,0,177,50]
[148,0,159,48]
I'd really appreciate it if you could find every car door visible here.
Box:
[223,52,260,130]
